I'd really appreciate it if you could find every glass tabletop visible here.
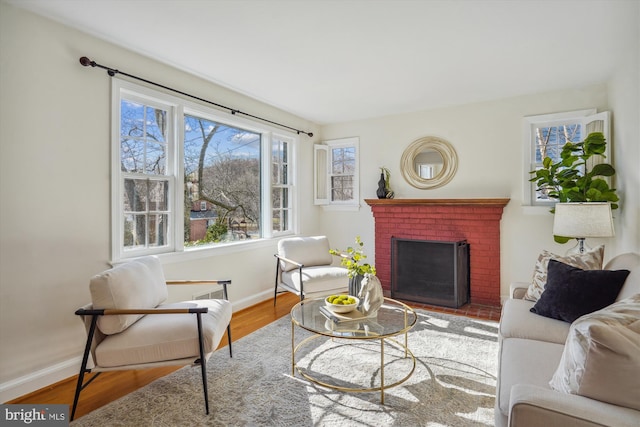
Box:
[290,297,417,339]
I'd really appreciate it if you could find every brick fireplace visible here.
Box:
[365,198,509,307]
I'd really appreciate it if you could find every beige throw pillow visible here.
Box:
[524,245,604,302]
[549,294,640,411]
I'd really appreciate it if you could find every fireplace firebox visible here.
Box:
[391,238,469,308]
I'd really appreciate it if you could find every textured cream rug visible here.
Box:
[71,309,498,426]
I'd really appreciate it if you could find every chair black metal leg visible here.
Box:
[274,258,280,306]
[227,324,233,358]
[196,313,209,415]
[71,315,99,421]
[71,368,86,421]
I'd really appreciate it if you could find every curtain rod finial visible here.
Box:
[79,56,94,67]
[307,132,314,137]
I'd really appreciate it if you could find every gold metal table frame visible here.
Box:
[290,297,417,404]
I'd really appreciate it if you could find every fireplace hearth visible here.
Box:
[391,238,469,308]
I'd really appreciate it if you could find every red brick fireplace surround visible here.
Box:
[365,198,510,307]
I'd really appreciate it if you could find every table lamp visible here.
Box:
[553,202,614,254]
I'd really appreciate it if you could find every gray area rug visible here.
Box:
[71,309,498,426]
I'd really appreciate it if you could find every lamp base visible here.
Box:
[565,238,590,255]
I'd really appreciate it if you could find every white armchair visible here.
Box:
[274,236,348,304]
[71,256,232,420]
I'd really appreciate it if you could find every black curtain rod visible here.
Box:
[79,56,313,137]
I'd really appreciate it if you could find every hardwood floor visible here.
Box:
[7,293,499,420]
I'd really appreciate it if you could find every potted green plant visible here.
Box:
[329,236,383,314]
[529,131,619,242]
[329,236,376,295]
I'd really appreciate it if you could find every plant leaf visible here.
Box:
[591,163,615,177]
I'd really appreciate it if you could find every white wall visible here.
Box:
[607,4,640,255]
[0,3,320,401]
[319,82,639,302]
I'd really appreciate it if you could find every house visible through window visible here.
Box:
[113,80,297,260]
[523,109,610,206]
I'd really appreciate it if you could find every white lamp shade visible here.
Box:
[553,202,614,238]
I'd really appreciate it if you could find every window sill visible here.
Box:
[116,236,291,266]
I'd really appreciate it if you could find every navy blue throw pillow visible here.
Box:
[530,259,630,323]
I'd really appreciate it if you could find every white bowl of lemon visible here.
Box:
[325,295,359,313]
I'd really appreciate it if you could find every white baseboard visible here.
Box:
[0,356,82,403]
[1,290,277,403]
[231,289,274,312]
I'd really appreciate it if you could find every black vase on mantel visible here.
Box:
[376,173,387,199]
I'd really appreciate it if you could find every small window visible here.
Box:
[314,137,360,209]
[523,109,610,206]
[200,201,207,211]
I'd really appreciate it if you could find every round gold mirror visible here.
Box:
[400,136,458,189]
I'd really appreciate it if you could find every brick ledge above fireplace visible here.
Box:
[364,198,510,206]
[365,198,510,307]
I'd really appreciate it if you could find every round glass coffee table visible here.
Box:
[290,297,417,403]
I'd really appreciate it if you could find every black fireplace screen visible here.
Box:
[391,238,469,308]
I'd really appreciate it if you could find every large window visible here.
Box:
[113,80,297,260]
[314,137,360,209]
[523,109,609,206]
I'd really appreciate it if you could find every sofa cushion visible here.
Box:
[497,338,564,415]
[530,260,630,323]
[90,256,168,335]
[549,294,640,411]
[95,299,232,367]
[500,298,571,344]
[278,236,334,272]
[524,245,604,302]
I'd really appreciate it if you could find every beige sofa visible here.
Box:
[496,252,640,427]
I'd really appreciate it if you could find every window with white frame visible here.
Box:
[523,109,610,206]
[271,137,293,233]
[113,80,297,260]
[314,137,360,209]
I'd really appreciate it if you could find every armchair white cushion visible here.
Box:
[94,299,231,368]
[89,256,169,334]
[274,236,348,302]
[72,256,232,420]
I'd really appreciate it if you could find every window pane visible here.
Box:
[272,210,281,232]
[145,107,166,143]
[534,124,582,164]
[121,139,145,173]
[124,214,146,249]
[531,118,586,203]
[331,147,355,174]
[146,142,166,174]
[272,188,282,209]
[123,179,147,212]
[331,176,353,201]
[184,115,261,246]
[120,100,167,175]
[148,214,168,247]
[149,180,168,211]
[121,101,144,137]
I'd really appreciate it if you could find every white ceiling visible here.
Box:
[8,0,637,124]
